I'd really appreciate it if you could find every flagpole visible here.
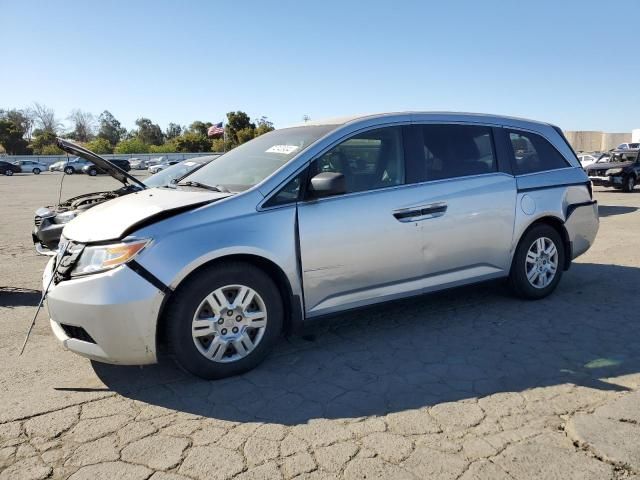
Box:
[222,120,226,154]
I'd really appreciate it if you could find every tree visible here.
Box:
[30,130,61,154]
[255,116,274,137]
[67,109,95,142]
[135,117,164,145]
[2,109,34,140]
[0,110,31,154]
[30,102,61,133]
[165,123,182,140]
[187,121,213,137]
[225,111,255,147]
[149,142,178,153]
[173,132,212,152]
[114,138,150,154]
[97,110,126,146]
[84,137,113,154]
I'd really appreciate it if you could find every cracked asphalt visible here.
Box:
[1,172,639,479]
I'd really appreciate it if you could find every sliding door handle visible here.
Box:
[392,202,448,222]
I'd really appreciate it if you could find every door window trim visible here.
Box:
[413,122,503,183]
[259,122,412,210]
[503,127,572,176]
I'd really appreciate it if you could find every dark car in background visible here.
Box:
[0,161,22,176]
[33,144,218,253]
[82,159,131,176]
[586,149,639,192]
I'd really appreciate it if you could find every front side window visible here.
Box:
[421,124,497,180]
[184,125,336,192]
[508,130,569,175]
[310,127,405,194]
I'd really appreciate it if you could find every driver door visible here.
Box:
[297,126,427,317]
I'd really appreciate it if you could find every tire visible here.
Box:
[64,167,74,175]
[509,224,565,300]
[622,175,636,192]
[5,169,13,176]
[33,168,41,175]
[165,261,283,379]
[88,168,97,176]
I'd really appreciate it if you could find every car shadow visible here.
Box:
[598,205,639,217]
[93,263,640,425]
[0,287,41,308]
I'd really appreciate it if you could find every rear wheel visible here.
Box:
[509,224,565,299]
[622,175,636,192]
[165,262,283,379]
[33,168,41,175]
[64,166,74,175]
[5,169,13,176]
[88,168,97,176]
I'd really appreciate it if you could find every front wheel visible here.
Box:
[165,262,283,379]
[64,167,74,175]
[33,168,41,175]
[88,168,97,176]
[5,169,13,176]
[509,224,565,300]
[622,175,636,192]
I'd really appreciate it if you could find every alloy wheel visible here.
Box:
[191,284,267,363]
[525,237,558,289]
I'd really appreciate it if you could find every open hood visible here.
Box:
[62,187,230,243]
[56,138,147,190]
[586,161,633,172]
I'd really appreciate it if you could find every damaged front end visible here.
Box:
[33,187,140,254]
[33,138,148,255]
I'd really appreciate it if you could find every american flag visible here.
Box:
[207,122,224,137]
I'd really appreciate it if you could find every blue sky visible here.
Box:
[1,0,639,132]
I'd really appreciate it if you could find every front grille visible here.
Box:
[590,169,607,177]
[34,216,42,227]
[60,324,96,343]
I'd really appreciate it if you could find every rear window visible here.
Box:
[421,124,497,180]
[507,130,569,175]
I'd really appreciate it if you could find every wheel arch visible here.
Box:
[514,216,572,271]
[156,253,302,351]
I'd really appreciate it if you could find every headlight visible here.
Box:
[52,211,77,224]
[605,168,622,176]
[71,239,150,277]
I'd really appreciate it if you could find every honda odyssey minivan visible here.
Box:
[45,113,599,379]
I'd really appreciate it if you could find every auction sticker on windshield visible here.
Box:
[266,145,300,154]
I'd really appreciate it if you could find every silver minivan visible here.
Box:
[45,113,599,379]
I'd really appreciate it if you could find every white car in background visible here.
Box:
[578,154,599,168]
[148,159,179,174]
[616,143,640,150]
[13,160,47,174]
[128,158,147,170]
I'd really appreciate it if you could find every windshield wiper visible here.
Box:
[177,181,224,192]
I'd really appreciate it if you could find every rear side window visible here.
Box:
[507,130,569,175]
[421,124,497,180]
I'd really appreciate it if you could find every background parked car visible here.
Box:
[82,159,131,176]
[586,150,639,192]
[48,158,92,174]
[12,160,47,174]
[128,158,147,170]
[578,153,599,167]
[148,159,179,174]
[616,142,640,150]
[0,160,21,176]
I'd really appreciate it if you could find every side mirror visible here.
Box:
[309,172,346,198]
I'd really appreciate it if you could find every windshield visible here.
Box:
[143,157,216,188]
[183,125,336,191]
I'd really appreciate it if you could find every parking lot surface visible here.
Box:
[1,172,639,479]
